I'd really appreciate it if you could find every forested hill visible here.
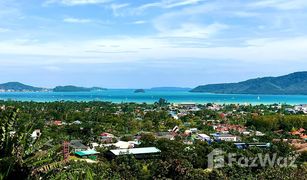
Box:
[53,86,107,92]
[0,82,46,92]
[191,72,307,95]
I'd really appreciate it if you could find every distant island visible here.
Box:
[134,89,145,93]
[150,87,191,91]
[191,71,307,95]
[0,82,48,92]
[53,86,107,92]
[0,82,107,92]
[2,71,307,95]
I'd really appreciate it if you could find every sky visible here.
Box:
[0,0,307,88]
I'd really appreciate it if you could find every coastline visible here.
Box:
[0,90,306,105]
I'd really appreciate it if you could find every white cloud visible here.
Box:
[152,3,227,39]
[44,0,112,6]
[63,17,93,23]
[249,0,307,10]
[110,3,130,16]
[1,36,307,66]
[132,20,147,25]
[1,0,307,69]
[137,2,161,11]
[165,0,205,8]
[157,23,228,38]
[138,0,204,11]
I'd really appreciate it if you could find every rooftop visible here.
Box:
[70,140,87,149]
[110,147,161,156]
[198,134,210,138]
[75,150,99,156]
[212,133,236,137]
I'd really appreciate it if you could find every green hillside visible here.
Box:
[191,72,307,95]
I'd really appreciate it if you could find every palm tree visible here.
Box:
[0,107,56,179]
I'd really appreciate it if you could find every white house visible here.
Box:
[255,131,265,136]
[213,133,238,142]
[242,131,251,136]
[190,128,198,133]
[31,129,41,140]
[197,134,211,141]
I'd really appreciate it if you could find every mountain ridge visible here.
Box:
[53,86,107,92]
[0,82,47,92]
[190,71,307,95]
[0,82,107,92]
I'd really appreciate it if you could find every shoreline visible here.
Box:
[0,90,307,105]
[0,99,303,106]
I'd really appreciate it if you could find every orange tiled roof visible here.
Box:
[300,134,307,139]
[291,131,301,135]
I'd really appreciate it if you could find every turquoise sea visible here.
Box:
[0,89,307,105]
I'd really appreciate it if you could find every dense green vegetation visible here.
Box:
[191,71,307,94]
[247,115,307,132]
[0,100,307,179]
[0,82,108,92]
[0,82,45,92]
[53,86,106,92]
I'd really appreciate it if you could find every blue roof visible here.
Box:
[75,150,99,156]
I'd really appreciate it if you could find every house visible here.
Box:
[190,128,198,133]
[255,131,265,136]
[242,131,251,136]
[300,134,307,140]
[197,134,211,141]
[9,131,16,137]
[248,143,271,148]
[69,140,88,152]
[207,104,222,111]
[31,129,41,140]
[298,128,306,133]
[184,130,192,136]
[75,150,99,160]
[234,143,270,149]
[285,108,296,114]
[53,120,62,126]
[290,128,307,140]
[107,147,161,159]
[169,111,179,120]
[172,126,180,133]
[212,124,247,134]
[212,133,239,142]
[97,140,141,149]
[72,120,82,125]
[113,141,135,149]
[155,132,175,140]
[0,105,5,110]
[234,143,248,149]
[180,103,197,109]
[294,105,307,113]
[291,131,301,136]
[100,132,115,143]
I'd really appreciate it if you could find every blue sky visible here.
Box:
[1,0,307,88]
